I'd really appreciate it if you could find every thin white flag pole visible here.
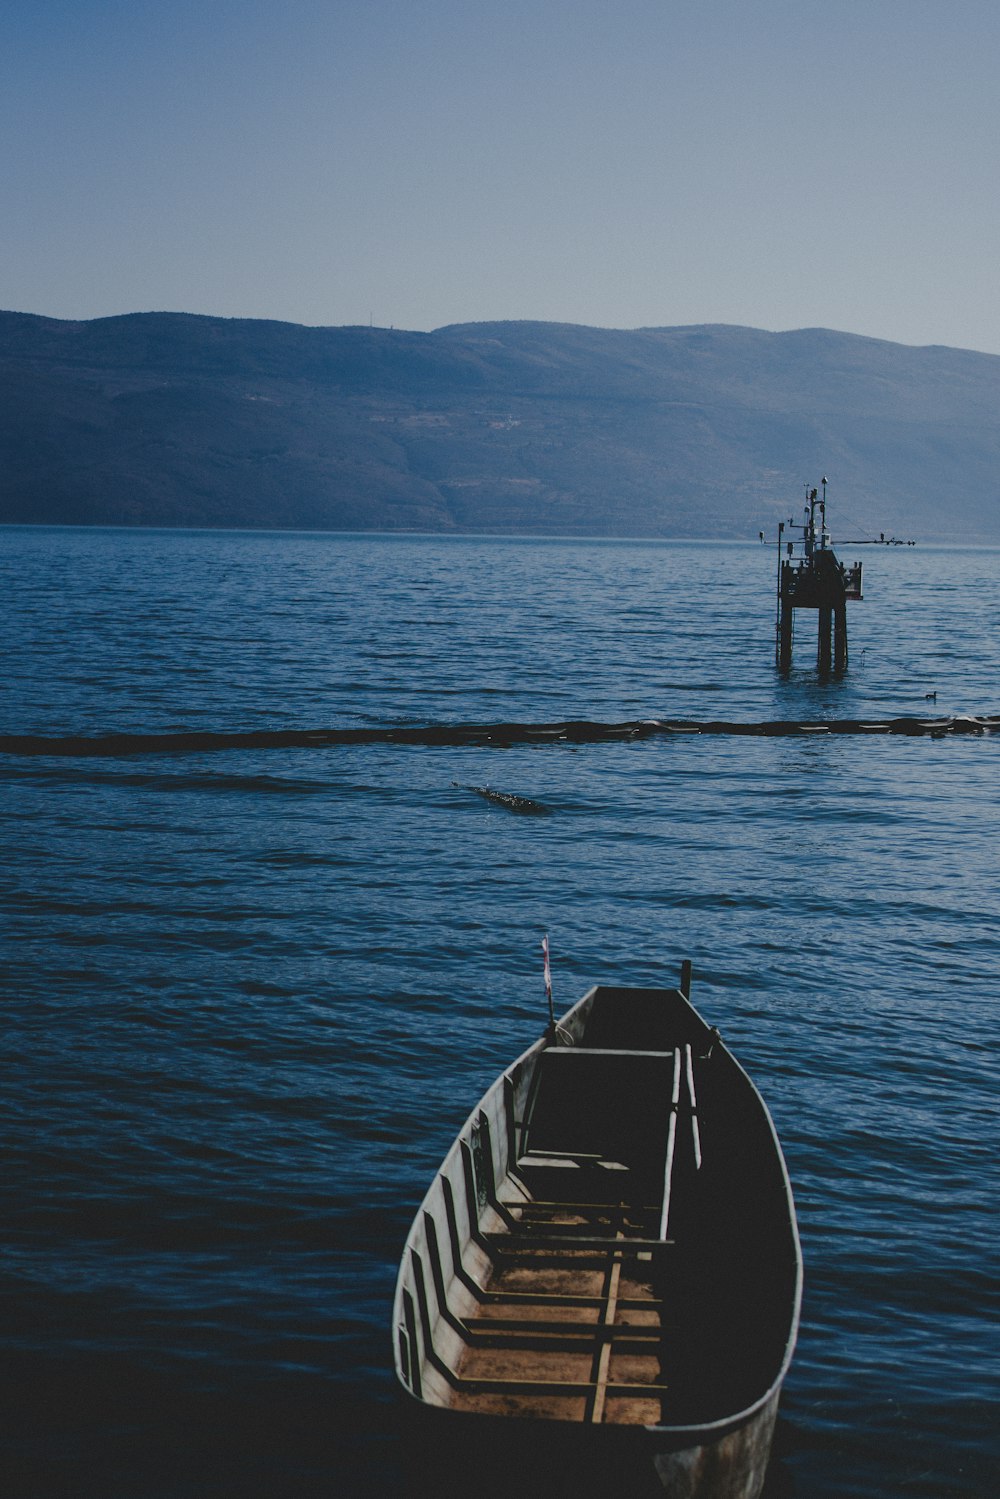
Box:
[541,934,554,1031]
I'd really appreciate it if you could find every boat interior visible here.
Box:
[395,985,797,1431]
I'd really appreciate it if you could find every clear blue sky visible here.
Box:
[4,0,1000,352]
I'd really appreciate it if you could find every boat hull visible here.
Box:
[650,1391,779,1497]
[397,1389,782,1498]
[393,980,801,1498]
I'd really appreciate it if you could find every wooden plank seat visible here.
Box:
[485,1232,674,1254]
[529,1047,683,1058]
[494,1191,655,1224]
[499,1197,658,1217]
[519,1149,606,1164]
[453,1321,663,1355]
[476,1286,665,1311]
[516,1149,630,1172]
[461,1315,662,1339]
[488,1221,656,1242]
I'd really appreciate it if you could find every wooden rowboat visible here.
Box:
[392,966,802,1497]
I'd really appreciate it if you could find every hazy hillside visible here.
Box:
[1,311,998,541]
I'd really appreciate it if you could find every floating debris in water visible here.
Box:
[452,782,550,815]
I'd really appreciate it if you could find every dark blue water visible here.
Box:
[2,527,998,1497]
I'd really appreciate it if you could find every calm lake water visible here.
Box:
[2,527,998,1497]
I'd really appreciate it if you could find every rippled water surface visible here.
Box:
[2,527,998,1497]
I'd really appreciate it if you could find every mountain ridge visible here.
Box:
[1,311,997,540]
